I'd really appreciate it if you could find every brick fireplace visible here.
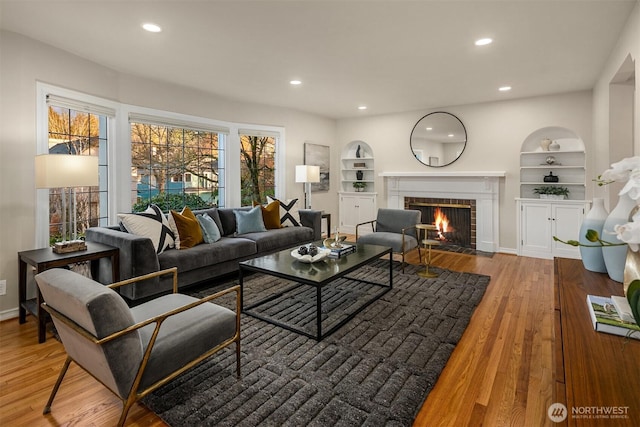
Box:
[405,197,476,249]
[380,171,505,252]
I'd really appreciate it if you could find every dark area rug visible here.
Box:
[142,260,490,426]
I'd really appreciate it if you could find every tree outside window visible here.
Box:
[240,135,276,206]
[47,106,107,244]
[130,123,223,212]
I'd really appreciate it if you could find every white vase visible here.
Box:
[602,193,637,282]
[579,198,608,273]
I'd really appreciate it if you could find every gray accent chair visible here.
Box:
[35,267,240,427]
[355,208,421,272]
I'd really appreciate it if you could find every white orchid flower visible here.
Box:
[614,210,640,252]
[618,169,640,200]
[600,156,640,183]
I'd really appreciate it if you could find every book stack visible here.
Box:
[586,294,640,340]
[326,243,356,259]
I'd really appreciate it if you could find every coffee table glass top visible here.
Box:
[239,242,391,284]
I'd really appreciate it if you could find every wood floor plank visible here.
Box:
[0,247,553,426]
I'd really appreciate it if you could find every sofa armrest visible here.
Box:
[85,227,160,284]
[298,209,322,240]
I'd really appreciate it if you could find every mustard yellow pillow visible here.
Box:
[169,207,204,249]
[254,200,282,230]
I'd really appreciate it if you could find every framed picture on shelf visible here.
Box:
[353,162,366,168]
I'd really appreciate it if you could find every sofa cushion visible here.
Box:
[169,207,204,249]
[197,213,222,243]
[240,226,314,253]
[117,204,175,254]
[234,206,267,235]
[157,237,257,273]
[218,208,248,236]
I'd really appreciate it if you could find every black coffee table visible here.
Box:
[239,242,392,341]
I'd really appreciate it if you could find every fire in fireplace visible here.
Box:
[405,198,476,249]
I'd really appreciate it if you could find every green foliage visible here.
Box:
[627,280,640,325]
[133,193,213,213]
[352,182,367,190]
[553,229,626,248]
[533,185,570,196]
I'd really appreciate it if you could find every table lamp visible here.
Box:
[295,165,320,209]
[35,154,99,252]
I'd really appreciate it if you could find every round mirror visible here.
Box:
[410,112,467,167]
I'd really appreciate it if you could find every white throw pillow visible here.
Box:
[118,204,175,254]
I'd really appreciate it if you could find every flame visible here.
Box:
[434,208,449,233]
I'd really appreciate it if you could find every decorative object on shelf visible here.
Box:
[549,140,560,151]
[540,138,552,151]
[295,164,320,209]
[35,154,99,253]
[543,171,559,183]
[353,181,366,192]
[533,185,569,199]
[356,170,363,181]
[545,156,556,165]
[579,198,608,273]
[356,144,361,158]
[353,162,366,168]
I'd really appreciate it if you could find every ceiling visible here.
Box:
[0,0,636,119]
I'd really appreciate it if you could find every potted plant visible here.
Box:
[533,185,570,200]
[352,181,367,192]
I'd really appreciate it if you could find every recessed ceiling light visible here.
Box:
[475,38,493,46]
[358,106,367,110]
[499,86,512,92]
[290,80,302,85]
[426,127,433,131]
[448,134,455,138]
[142,23,162,33]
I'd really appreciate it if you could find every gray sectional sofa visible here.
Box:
[86,207,322,301]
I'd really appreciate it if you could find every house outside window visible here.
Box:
[46,104,109,244]
[130,121,225,212]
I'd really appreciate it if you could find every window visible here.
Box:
[240,133,277,205]
[46,103,109,244]
[130,120,225,212]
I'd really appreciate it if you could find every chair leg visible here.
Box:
[43,356,72,414]
[236,340,241,378]
[117,400,135,427]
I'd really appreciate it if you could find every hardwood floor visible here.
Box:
[0,249,554,426]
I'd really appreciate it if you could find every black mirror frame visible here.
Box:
[410,111,467,168]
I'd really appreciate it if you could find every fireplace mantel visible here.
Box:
[380,171,506,252]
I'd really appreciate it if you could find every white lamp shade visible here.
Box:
[35,154,99,188]
[295,165,320,183]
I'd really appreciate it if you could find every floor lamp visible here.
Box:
[295,165,320,209]
[35,154,99,253]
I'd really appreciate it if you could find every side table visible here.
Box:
[18,241,119,343]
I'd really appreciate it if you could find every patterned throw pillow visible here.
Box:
[197,213,222,243]
[168,207,204,249]
[267,196,300,227]
[117,204,175,254]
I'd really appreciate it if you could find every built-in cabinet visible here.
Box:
[517,198,588,259]
[517,127,589,260]
[339,140,377,235]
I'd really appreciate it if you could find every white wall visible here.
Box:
[592,1,640,207]
[336,90,594,253]
[0,30,337,317]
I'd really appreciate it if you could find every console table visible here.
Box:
[554,257,640,426]
[18,242,119,343]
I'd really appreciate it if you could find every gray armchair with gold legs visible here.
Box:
[35,267,241,427]
[356,208,421,272]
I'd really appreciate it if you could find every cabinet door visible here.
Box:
[356,195,377,225]
[520,202,552,256]
[339,194,360,233]
[551,203,584,259]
